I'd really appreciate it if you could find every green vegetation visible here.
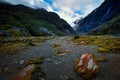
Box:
[98,48,109,53]
[0,37,48,57]
[0,3,75,37]
[73,35,80,40]
[96,56,107,62]
[26,57,44,65]
[72,36,120,53]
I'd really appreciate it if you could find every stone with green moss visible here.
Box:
[98,48,109,53]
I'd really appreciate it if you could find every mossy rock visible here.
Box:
[96,56,107,62]
[26,57,44,65]
[98,48,110,53]
[27,42,36,46]
[51,43,61,48]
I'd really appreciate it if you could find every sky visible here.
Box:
[2,0,104,26]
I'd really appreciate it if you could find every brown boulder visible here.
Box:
[74,53,99,80]
[13,64,37,80]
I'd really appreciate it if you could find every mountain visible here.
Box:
[75,0,120,35]
[89,13,120,35]
[0,2,76,37]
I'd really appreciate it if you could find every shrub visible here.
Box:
[73,35,79,39]
[27,42,36,46]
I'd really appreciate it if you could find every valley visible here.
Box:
[0,0,120,80]
[0,36,120,80]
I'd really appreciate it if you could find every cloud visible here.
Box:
[1,0,104,26]
[2,0,50,9]
[52,0,104,26]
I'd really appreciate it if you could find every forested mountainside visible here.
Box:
[0,2,76,37]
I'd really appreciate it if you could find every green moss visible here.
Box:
[0,37,47,57]
[8,28,21,37]
[96,56,107,62]
[98,48,109,53]
[72,36,120,53]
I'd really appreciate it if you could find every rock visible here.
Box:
[26,57,44,65]
[74,53,99,80]
[64,50,71,53]
[55,48,66,57]
[79,41,89,45]
[80,41,85,44]
[51,43,60,48]
[55,48,63,54]
[98,47,109,53]
[60,75,68,80]
[54,61,62,65]
[39,78,45,80]
[96,56,107,62]
[19,60,25,64]
[13,64,37,80]
[0,68,2,72]
[57,53,66,57]
[45,59,52,62]
[4,67,13,73]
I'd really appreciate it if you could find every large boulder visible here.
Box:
[74,53,99,80]
[13,64,37,80]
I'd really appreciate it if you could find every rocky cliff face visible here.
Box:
[0,2,76,36]
[76,0,120,34]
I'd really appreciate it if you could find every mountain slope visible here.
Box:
[89,14,120,35]
[75,0,120,34]
[0,2,76,36]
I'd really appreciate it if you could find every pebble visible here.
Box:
[4,67,12,73]
[19,60,25,64]
[46,59,52,62]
